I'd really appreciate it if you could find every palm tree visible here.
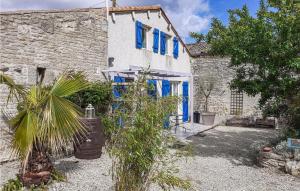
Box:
[0,71,89,186]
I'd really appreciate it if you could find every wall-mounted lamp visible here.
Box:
[108,57,115,67]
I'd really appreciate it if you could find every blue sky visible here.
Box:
[0,0,260,42]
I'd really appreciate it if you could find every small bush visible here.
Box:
[51,169,66,182]
[1,178,23,191]
[68,81,113,115]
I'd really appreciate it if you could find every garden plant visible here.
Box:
[0,71,89,188]
[103,74,191,191]
[191,0,300,130]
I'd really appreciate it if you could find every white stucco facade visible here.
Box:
[108,10,191,74]
[107,8,192,121]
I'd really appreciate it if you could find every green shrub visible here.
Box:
[68,81,113,115]
[51,169,66,182]
[104,75,191,191]
[1,178,23,191]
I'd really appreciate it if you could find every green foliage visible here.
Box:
[1,178,23,191]
[104,75,191,191]
[189,32,205,43]
[50,169,67,182]
[191,0,300,108]
[153,172,192,191]
[1,170,66,191]
[287,93,300,130]
[0,71,89,173]
[191,0,300,128]
[67,82,113,114]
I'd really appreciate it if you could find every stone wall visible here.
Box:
[0,8,108,162]
[191,56,260,124]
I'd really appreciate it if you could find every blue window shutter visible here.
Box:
[113,76,125,98]
[147,79,157,97]
[160,31,166,55]
[162,80,170,128]
[173,37,179,59]
[182,82,189,122]
[136,21,143,49]
[153,29,159,53]
[162,80,170,97]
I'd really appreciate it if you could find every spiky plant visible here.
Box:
[0,71,89,187]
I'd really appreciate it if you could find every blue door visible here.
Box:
[147,79,157,98]
[113,76,125,127]
[182,82,189,122]
[162,80,170,97]
[113,76,125,98]
[162,80,170,128]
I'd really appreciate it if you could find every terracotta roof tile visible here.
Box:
[186,42,210,57]
[109,5,161,12]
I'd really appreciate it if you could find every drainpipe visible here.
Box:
[190,75,194,129]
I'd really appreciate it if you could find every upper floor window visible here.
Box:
[165,34,172,56]
[142,27,147,49]
[136,20,150,50]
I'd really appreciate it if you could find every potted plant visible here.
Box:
[197,73,219,125]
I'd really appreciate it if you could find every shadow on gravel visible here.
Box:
[55,160,81,173]
[187,127,278,166]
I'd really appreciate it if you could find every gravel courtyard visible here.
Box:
[1,126,299,191]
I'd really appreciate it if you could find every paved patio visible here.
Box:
[170,122,214,140]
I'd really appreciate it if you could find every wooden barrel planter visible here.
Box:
[74,118,105,159]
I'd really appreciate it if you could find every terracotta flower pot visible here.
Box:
[262,147,272,152]
[202,112,216,125]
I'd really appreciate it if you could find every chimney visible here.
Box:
[111,0,117,7]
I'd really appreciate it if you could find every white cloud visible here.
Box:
[118,0,212,40]
[0,0,212,41]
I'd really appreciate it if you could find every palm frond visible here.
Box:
[0,72,25,103]
[50,72,90,97]
[9,109,38,159]
[39,95,86,153]
[5,71,89,164]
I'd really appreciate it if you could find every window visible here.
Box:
[36,67,46,85]
[136,21,150,49]
[230,90,243,115]
[165,34,172,55]
[142,27,147,49]
[171,81,179,96]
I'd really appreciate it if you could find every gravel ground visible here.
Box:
[1,126,299,191]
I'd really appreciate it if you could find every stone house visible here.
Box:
[106,6,193,123]
[0,5,193,161]
[187,42,261,124]
[0,8,108,161]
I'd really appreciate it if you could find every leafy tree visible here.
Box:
[103,75,191,191]
[0,71,89,187]
[191,0,300,116]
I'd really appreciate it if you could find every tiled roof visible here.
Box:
[186,42,210,57]
[109,5,161,12]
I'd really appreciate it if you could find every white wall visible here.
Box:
[108,10,192,121]
[108,10,191,75]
